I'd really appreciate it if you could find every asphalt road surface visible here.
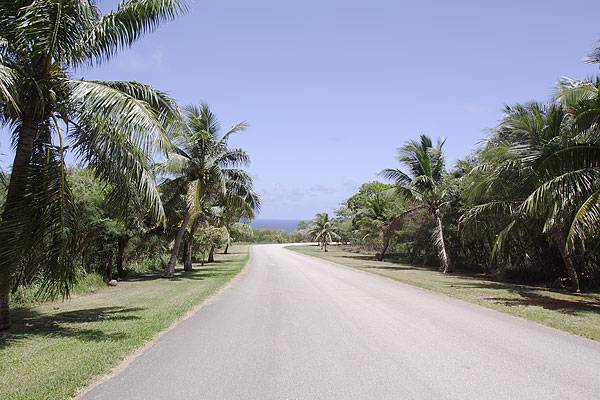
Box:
[81,244,600,400]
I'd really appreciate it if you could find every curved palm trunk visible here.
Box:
[554,232,580,292]
[165,210,191,277]
[377,207,423,261]
[433,211,451,274]
[0,115,38,330]
[223,242,230,254]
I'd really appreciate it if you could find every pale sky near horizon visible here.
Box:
[2,0,600,219]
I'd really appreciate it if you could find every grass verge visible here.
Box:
[0,245,249,400]
[288,245,600,341]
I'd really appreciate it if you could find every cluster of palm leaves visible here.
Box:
[379,135,454,272]
[0,1,260,330]
[460,78,600,291]
[330,50,600,291]
[158,104,260,276]
[307,213,340,252]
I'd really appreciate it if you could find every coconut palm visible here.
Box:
[218,191,260,255]
[0,0,186,329]
[159,104,258,275]
[461,99,600,291]
[192,173,260,265]
[308,213,339,252]
[380,134,452,272]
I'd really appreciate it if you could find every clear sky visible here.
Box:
[4,0,600,219]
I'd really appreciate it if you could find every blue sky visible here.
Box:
[4,0,600,219]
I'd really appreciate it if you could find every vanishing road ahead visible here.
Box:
[82,244,600,400]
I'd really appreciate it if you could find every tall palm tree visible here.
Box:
[159,104,257,275]
[308,213,339,252]
[0,0,186,330]
[380,134,452,272]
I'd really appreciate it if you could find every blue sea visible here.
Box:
[250,219,304,232]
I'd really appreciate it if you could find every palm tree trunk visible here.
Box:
[376,208,421,262]
[324,241,328,252]
[116,237,129,279]
[207,245,215,263]
[183,218,201,271]
[165,210,191,277]
[554,232,580,292]
[378,237,391,261]
[183,235,193,272]
[0,115,39,330]
[105,253,114,282]
[223,242,230,254]
[434,212,451,274]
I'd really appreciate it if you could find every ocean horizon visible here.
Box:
[250,219,306,232]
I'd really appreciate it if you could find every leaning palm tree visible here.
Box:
[0,0,186,330]
[308,213,339,252]
[380,134,452,272]
[159,104,257,275]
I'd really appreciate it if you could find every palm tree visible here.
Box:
[353,190,395,249]
[159,104,257,275]
[219,193,260,255]
[380,134,452,272]
[308,213,339,252]
[461,99,600,291]
[0,0,186,330]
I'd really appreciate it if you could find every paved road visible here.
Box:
[82,244,600,399]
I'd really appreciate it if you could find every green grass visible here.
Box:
[288,244,600,341]
[0,245,249,400]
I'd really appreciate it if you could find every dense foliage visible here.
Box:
[322,71,600,291]
[0,1,262,330]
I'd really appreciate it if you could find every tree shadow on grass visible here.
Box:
[0,306,143,348]
[123,267,231,283]
[450,281,600,316]
[338,253,432,272]
[486,291,600,316]
[363,265,423,272]
[168,268,231,282]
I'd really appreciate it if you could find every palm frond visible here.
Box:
[70,115,166,224]
[71,0,188,67]
[567,189,600,252]
[69,79,178,154]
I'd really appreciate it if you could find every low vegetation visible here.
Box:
[0,246,248,400]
